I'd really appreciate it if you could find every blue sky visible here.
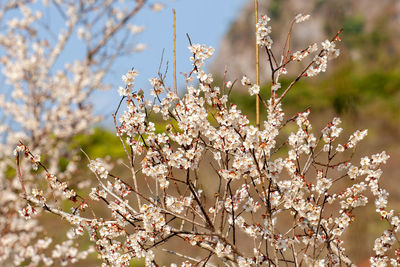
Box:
[94,0,247,126]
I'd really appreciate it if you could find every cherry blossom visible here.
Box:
[9,10,400,267]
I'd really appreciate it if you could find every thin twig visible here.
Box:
[254,0,260,129]
[173,8,177,95]
[15,153,26,194]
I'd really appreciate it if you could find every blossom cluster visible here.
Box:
[0,1,167,266]
[256,15,273,48]
[12,12,400,267]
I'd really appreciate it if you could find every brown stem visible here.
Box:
[254,0,260,129]
[15,153,26,194]
[173,9,177,95]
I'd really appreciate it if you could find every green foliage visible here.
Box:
[225,65,400,120]
[58,157,69,173]
[315,0,327,9]
[5,166,16,180]
[343,15,364,35]
[72,128,125,159]
[269,0,282,19]
[342,15,364,48]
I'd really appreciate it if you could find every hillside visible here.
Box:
[209,0,400,133]
[210,0,400,83]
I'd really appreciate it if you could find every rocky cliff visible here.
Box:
[210,0,400,83]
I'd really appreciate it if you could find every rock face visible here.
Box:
[210,0,400,84]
